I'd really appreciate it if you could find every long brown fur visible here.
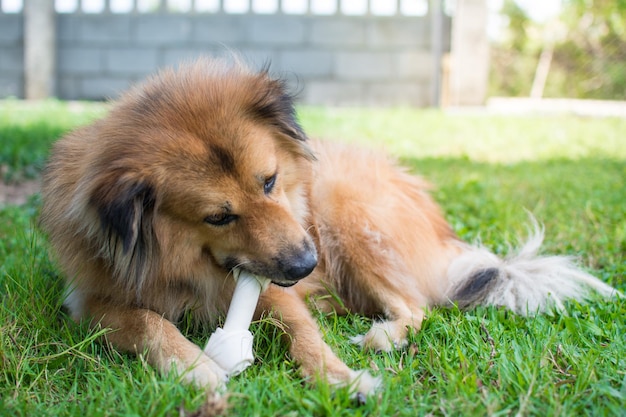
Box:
[40,58,617,397]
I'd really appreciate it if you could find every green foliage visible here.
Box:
[549,0,626,99]
[491,0,626,99]
[489,48,538,98]
[0,99,105,181]
[0,102,624,415]
[501,0,531,52]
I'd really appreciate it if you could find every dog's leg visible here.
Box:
[299,266,425,352]
[83,296,227,390]
[311,140,463,353]
[320,224,431,352]
[259,286,380,396]
[350,288,425,353]
[316,219,448,352]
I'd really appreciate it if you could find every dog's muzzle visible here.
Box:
[271,242,318,287]
[284,248,318,280]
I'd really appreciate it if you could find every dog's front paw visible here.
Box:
[323,368,381,401]
[348,369,382,401]
[171,354,229,392]
[350,320,408,352]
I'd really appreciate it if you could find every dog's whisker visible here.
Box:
[229,261,252,276]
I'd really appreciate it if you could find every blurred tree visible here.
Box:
[549,0,626,99]
[488,0,538,97]
[489,0,626,99]
[502,0,530,52]
[566,0,626,32]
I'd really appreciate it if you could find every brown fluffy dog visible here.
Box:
[40,58,618,396]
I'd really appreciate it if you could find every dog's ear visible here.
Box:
[89,174,157,290]
[250,73,306,139]
[90,177,156,254]
[251,74,316,160]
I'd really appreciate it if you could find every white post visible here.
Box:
[24,0,56,99]
[448,0,489,106]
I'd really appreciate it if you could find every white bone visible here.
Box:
[204,269,270,377]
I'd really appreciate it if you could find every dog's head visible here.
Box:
[88,58,318,288]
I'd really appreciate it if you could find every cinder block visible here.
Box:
[58,47,103,73]
[237,48,279,70]
[335,52,394,81]
[366,82,429,106]
[78,76,132,100]
[77,15,132,44]
[136,15,192,45]
[0,15,22,44]
[278,50,333,77]
[161,47,222,67]
[0,75,23,98]
[0,47,23,72]
[396,51,433,81]
[57,75,80,100]
[192,15,246,44]
[57,15,78,42]
[161,48,276,71]
[105,48,159,74]
[309,18,366,46]
[32,12,444,106]
[304,80,364,106]
[368,17,429,48]
[247,16,306,45]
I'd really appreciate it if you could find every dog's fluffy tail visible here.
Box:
[445,224,621,315]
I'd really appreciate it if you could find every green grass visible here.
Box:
[1,101,625,416]
[0,99,106,181]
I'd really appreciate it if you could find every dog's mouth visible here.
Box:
[223,249,316,288]
[227,262,301,288]
[270,280,298,288]
[239,267,300,288]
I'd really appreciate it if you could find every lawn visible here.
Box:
[0,100,624,416]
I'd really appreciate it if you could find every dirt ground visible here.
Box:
[0,180,40,206]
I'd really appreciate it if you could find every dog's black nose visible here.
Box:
[284,248,318,281]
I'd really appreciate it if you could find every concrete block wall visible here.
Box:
[0,13,23,97]
[1,8,451,106]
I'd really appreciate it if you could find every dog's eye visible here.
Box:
[264,173,277,195]
[204,213,238,226]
